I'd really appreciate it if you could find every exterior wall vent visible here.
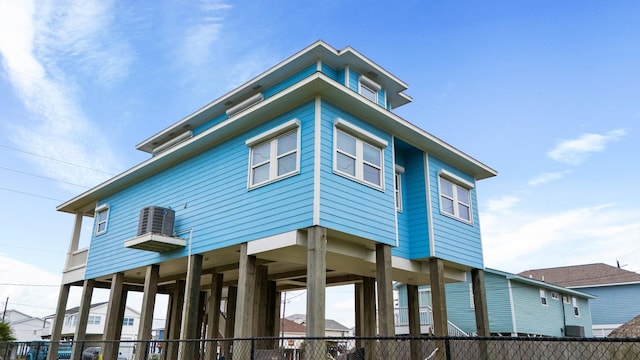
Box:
[564,325,585,337]
[137,206,175,236]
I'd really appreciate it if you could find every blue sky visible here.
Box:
[0,0,638,328]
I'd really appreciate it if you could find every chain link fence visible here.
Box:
[2,336,640,360]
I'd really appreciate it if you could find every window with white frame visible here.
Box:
[572,297,580,317]
[540,289,548,306]
[246,119,300,188]
[95,204,109,235]
[395,165,404,211]
[333,119,387,189]
[438,170,473,223]
[563,295,571,304]
[469,283,475,309]
[358,75,381,103]
[123,317,134,326]
[551,292,560,300]
[87,315,101,325]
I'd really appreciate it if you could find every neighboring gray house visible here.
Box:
[286,314,350,337]
[520,263,640,337]
[396,268,595,337]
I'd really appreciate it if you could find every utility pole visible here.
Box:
[2,297,8,322]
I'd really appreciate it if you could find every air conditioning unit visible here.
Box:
[137,206,175,236]
[564,325,585,337]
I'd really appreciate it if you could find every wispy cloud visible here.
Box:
[486,195,521,212]
[0,0,128,189]
[547,129,627,165]
[439,82,453,102]
[527,170,572,187]
[178,0,232,67]
[482,204,640,273]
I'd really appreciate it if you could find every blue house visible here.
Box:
[396,268,595,337]
[50,41,496,360]
[520,263,640,337]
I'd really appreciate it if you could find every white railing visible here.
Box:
[394,306,468,337]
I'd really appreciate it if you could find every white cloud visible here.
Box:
[547,129,627,165]
[0,256,61,317]
[178,1,231,67]
[527,170,572,186]
[486,195,520,213]
[0,0,125,188]
[482,204,640,273]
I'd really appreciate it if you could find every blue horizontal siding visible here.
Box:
[318,100,396,245]
[428,155,483,268]
[192,112,228,136]
[582,284,640,325]
[85,102,316,279]
[321,62,338,81]
[263,64,317,99]
[393,143,430,259]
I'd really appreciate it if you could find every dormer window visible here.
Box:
[359,75,381,104]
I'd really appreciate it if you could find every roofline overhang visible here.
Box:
[136,40,412,153]
[568,281,640,289]
[486,268,597,299]
[57,73,496,214]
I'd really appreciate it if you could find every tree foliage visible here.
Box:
[0,321,15,342]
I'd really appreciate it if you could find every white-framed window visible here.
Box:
[333,119,387,189]
[95,204,109,235]
[358,75,381,103]
[246,119,300,188]
[540,289,548,306]
[123,317,134,326]
[87,316,101,325]
[572,297,580,317]
[65,315,78,327]
[395,165,404,211]
[438,170,473,223]
[551,292,560,300]
[469,283,475,309]
[563,295,571,304]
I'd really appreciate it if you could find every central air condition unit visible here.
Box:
[564,325,585,337]
[137,206,175,236]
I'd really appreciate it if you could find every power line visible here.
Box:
[0,186,64,202]
[0,165,89,188]
[0,144,115,175]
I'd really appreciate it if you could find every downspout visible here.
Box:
[561,294,567,337]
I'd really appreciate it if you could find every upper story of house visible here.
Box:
[396,268,594,337]
[57,41,496,281]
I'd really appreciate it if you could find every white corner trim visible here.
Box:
[438,169,475,189]
[245,118,301,147]
[334,118,388,148]
[358,74,381,91]
[313,97,322,225]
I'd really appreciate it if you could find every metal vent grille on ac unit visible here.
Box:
[137,206,175,236]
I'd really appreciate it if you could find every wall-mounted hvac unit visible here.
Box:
[137,206,175,236]
[564,325,585,337]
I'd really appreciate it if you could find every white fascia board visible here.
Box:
[136,40,338,153]
[59,72,494,214]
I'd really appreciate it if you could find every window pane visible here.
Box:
[97,222,106,233]
[457,186,470,205]
[458,204,471,221]
[277,153,297,176]
[97,210,108,222]
[336,152,356,176]
[252,142,270,165]
[277,131,296,155]
[363,163,381,185]
[252,163,270,184]
[360,84,377,102]
[441,197,454,215]
[440,178,453,197]
[337,131,356,155]
[363,143,381,166]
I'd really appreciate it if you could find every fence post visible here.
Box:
[444,338,451,360]
[250,338,255,360]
